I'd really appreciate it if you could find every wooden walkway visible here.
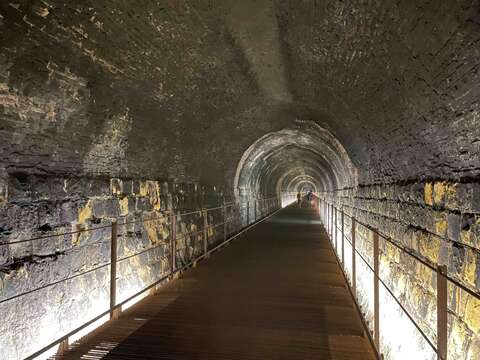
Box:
[61,206,376,360]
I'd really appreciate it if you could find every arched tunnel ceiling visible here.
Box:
[234,124,356,196]
[1,0,479,190]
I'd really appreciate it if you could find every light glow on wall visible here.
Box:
[281,192,297,208]
[323,209,439,360]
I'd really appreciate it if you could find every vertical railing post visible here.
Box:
[437,265,448,360]
[246,200,250,225]
[110,219,118,319]
[341,209,345,265]
[223,201,227,243]
[326,203,329,232]
[334,207,338,251]
[331,204,334,239]
[254,199,257,221]
[171,212,177,274]
[352,217,356,296]
[323,200,326,224]
[327,203,329,234]
[327,203,332,237]
[203,209,208,255]
[373,230,380,349]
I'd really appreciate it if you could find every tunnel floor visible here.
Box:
[61,206,375,360]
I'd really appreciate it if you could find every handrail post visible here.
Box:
[326,203,331,236]
[323,200,326,224]
[334,207,338,251]
[223,200,227,243]
[341,209,344,265]
[246,200,250,225]
[373,230,380,349]
[352,217,356,296]
[57,338,69,357]
[327,203,329,235]
[110,219,118,320]
[326,201,328,226]
[254,199,257,221]
[437,265,448,360]
[203,209,208,255]
[171,213,177,275]
[331,204,334,240]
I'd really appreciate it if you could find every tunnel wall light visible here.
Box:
[0,194,289,359]
[318,198,475,360]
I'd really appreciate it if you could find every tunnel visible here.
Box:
[0,1,479,359]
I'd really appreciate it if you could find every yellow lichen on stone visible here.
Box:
[433,181,447,205]
[110,178,122,195]
[460,228,472,247]
[78,200,92,224]
[435,218,447,236]
[144,220,159,243]
[453,287,468,317]
[425,182,434,206]
[144,217,166,244]
[410,284,426,309]
[385,242,400,263]
[139,180,161,210]
[464,250,477,286]
[449,318,468,359]
[415,262,435,292]
[139,181,148,197]
[153,182,161,211]
[119,197,129,216]
[418,233,440,264]
[446,182,457,206]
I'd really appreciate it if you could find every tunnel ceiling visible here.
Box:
[1,0,479,191]
[234,122,356,196]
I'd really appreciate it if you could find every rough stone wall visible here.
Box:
[0,172,227,359]
[0,0,296,186]
[277,0,480,184]
[1,1,480,358]
[323,179,480,359]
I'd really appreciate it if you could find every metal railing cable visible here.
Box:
[321,199,480,360]
[0,261,112,305]
[0,224,113,247]
[8,194,284,360]
[337,225,438,354]
[341,209,480,300]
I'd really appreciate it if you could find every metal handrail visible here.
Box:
[339,207,480,300]
[320,198,477,360]
[1,196,282,247]
[14,195,283,359]
[0,224,113,247]
[339,228,438,354]
[0,261,112,305]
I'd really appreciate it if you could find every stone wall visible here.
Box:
[322,180,480,359]
[0,171,228,359]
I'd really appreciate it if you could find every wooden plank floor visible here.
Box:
[61,206,375,360]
